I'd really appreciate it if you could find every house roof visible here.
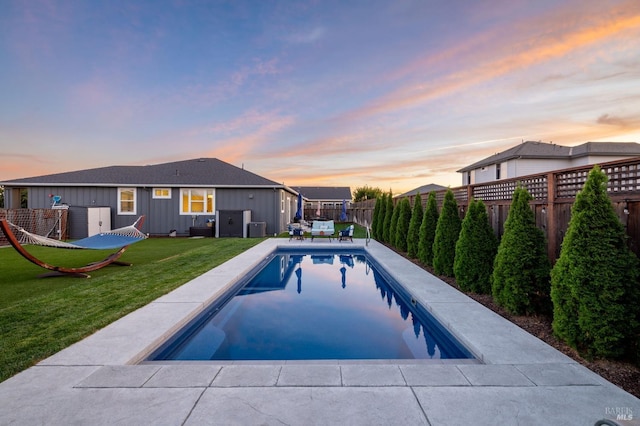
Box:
[569,141,640,157]
[397,183,447,199]
[457,141,571,172]
[292,186,352,201]
[457,141,640,173]
[0,158,283,188]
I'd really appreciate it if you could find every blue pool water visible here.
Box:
[149,249,474,361]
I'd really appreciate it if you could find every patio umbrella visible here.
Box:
[339,199,347,221]
[296,267,302,294]
[294,193,303,221]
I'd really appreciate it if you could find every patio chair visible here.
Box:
[338,224,354,242]
[289,226,305,241]
[310,220,335,241]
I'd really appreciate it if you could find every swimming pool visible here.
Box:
[148,248,475,361]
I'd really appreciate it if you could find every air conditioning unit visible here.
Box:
[248,222,266,238]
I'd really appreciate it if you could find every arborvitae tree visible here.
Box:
[492,185,550,315]
[379,192,390,240]
[389,198,401,248]
[454,199,497,293]
[382,191,394,243]
[418,191,439,266]
[395,198,412,252]
[432,189,462,277]
[407,193,423,258]
[551,165,640,359]
[372,194,384,239]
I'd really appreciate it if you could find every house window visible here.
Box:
[118,188,136,215]
[180,189,214,214]
[153,188,171,199]
[281,191,285,213]
[496,163,501,180]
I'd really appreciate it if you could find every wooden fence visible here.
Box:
[301,207,354,224]
[350,157,640,262]
[0,208,70,246]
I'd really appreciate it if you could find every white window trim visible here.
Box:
[152,188,172,199]
[180,188,215,215]
[280,191,285,213]
[117,187,137,215]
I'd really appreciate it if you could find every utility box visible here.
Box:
[189,226,214,237]
[216,210,251,237]
[69,206,111,239]
[248,222,266,238]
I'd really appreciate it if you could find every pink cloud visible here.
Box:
[345,2,640,123]
[2,0,89,76]
[198,114,296,163]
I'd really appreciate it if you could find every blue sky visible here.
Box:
[1,0,639,193]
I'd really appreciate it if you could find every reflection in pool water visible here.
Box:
[151,251,473,361]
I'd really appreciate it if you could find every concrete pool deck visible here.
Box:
[0,238,638,425]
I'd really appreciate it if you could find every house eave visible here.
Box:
[0,182,291,190]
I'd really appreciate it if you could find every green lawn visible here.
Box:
[0,222,368,384]
[0,237,263,383]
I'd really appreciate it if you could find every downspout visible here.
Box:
[274,187,279,236]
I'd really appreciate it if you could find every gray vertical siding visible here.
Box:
[14,185,294,237]
[216,187,290,236]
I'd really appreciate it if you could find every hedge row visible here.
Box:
[372,168,640,363]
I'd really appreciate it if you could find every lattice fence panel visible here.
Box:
[472,174,548,201]
[556,161,640,198]
[603,163,640,194]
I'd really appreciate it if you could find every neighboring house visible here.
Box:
[457,141,640,185]
[1,158,300,238]
[291,187,352,210]
[394,183,447,207]
[396,183,447,199]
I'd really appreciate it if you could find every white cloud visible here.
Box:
[285,26,326,44]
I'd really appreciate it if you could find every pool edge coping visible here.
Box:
[36,238,609,385]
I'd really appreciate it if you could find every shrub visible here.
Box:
[551,165,640,359]
[372,193,384,239]
[454,199,497,293]
[407,193,423,258]
[395,198,412,252]
[432,189,461,276]
[389,198,401,248]
[492,185,550,315]
[382,191,394,243]
[418,192,439,266]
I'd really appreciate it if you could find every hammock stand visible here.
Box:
[0,216,146,278]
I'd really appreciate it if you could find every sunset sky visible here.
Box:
[1,0,639,193]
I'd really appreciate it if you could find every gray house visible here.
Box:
[1,158,300,238]
[457,141,640,185]
[291,186,352,210]
[396,183,447,199]
[394,183,447,207]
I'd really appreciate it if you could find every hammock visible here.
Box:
[6,216,147,250]
[0,216,147,278]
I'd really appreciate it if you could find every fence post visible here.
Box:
[546,171,557,263]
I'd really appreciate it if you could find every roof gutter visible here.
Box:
[0,182,292,189]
